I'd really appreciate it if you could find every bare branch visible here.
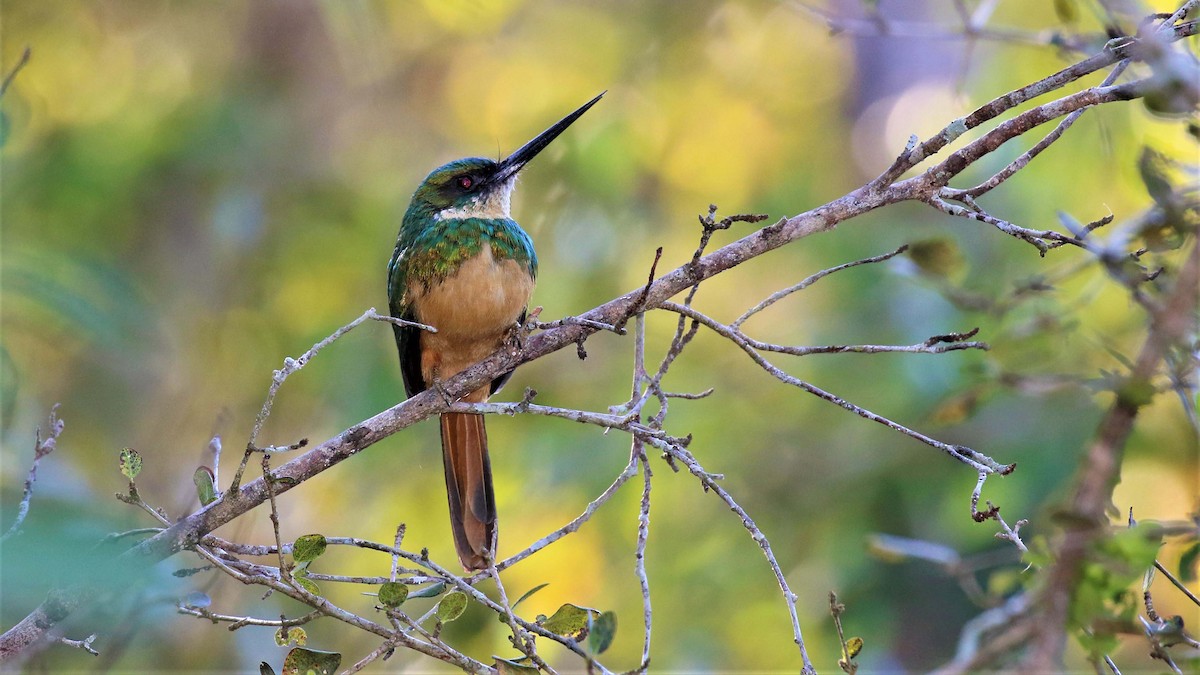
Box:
[733,245,909,328]
[634,448,653,674]
[661,301,1012,475]
[644,435,814,674]
[57,634,98,657]
[2,406,64,542]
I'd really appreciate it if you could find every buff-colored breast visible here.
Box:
[408,245,534,398]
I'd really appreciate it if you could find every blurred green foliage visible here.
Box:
[1,1,1196,672]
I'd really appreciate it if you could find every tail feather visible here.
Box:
[440,412,496,571]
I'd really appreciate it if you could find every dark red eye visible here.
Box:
[456,175,473,190]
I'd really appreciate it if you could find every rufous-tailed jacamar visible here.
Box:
[388,93,603,570]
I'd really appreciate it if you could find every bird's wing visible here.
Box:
[387,245,425,398]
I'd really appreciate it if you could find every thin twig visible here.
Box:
[177,605,322,631]
[634,445,653,674]
[945,60,1132,200]
[229,308,431,494]
[1153,560,1200,608]
[734,245,909,328]
[2,406,64,542]
[645,436,814,674]
[661,302,1013,475]
[56,634,98,656]
[341,639,399,675]
[0,46,31,98]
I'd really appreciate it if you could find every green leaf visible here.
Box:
[538,603,599,641]
[193,466,217,506]
[119,447,142,481]
[587,611,617,654]
[292,534,327,563]
[908,238,965,281]
[436,591,468,622]
[494,656,540,673]
[1179,542,1199,582]
[275,626,307,647]
[378,581,408,608]
[281,647,341,675]
[1115,376,1157,408]
[1053,0,1077,23]
[259,662,277,675]
[512,583,549,610]
[1105,524,1162,571]
[1138,147,1176,207]
[1077,626,1119,660]
[986,569,1022,597]
[408,582,446,599]
[845,636,864,659]
[295,575,320,596]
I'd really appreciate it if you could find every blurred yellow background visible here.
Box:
[1,1,1195,672]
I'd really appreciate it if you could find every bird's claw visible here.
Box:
[430,379,455,406]
[505,320,528,352]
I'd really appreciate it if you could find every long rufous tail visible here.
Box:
[439,412,496,571]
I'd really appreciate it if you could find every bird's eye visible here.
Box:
[456,175,474,190]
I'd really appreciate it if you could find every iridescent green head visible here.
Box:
[404,91,605,225]
[406,157,515,224]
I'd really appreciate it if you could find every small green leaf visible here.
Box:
[193,466,217,506]
[408,582,446,599]
[436,591,468,622]
[1053,0,1077,23]
[281,647,340,675]
[512,583,549,610]
[275,626,307,646]
[908,238,966,281]
[845,636,864,659]
[292,534,327,563]
[259,662,277,675]
[295,575,320,596]
[1178,542,1199,582]
[986,568,1022,597]
[494,656,540,673]
[1138,147,1176,206]
[538,603,599,641]
[1106,524,1162,571]
[119,447,142,481]
[587,611,617,654]
[1115,376,1156,408]
[378,582,408,608]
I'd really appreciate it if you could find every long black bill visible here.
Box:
[494,91,605,183]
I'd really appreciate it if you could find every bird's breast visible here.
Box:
[408,245,534,384]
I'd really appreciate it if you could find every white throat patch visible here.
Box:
[434,177,516,221]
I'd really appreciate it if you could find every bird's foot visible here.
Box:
[505,316,531,353]
[430,379,455,407]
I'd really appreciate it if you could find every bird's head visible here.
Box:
[405,92,604,224]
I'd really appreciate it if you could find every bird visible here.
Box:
[387,93,603,570]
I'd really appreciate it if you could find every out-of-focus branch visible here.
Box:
[0,46,30,98]
[793,1,1089,51]
[1,406,64,543]
[1021,237,1200,670]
